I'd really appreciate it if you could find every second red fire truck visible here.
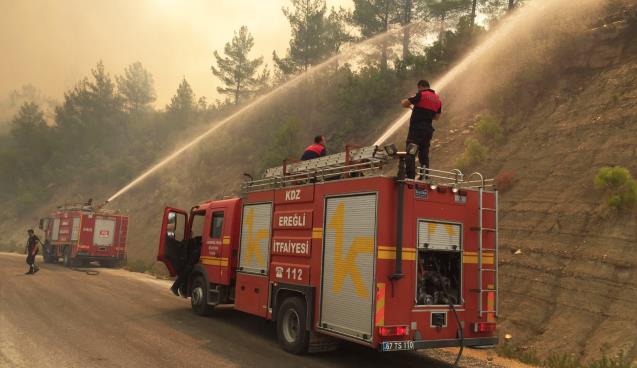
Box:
[157,144,498,353]
[40,201,129,268]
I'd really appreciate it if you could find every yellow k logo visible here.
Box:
[244,209,268,267]
[328,202,373,298]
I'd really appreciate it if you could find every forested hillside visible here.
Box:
[0,0,516,247]
[2,0,636,365]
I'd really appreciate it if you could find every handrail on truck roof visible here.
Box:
[55,201,117,215]
[242,144,496,194]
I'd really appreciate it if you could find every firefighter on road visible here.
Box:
[301,135,327,161]
[25,229,41,275]
[400,80,442,179]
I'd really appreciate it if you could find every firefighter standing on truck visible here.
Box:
[400,80,442,179]
[25,229,41,275]
[301,135,327,161]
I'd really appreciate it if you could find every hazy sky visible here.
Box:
[0,0,352,106]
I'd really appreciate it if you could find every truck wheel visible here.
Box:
[276,296,309,354]
[43,242,52,263]
[63,248,71,267]
[191,276,213,316]
[63,248,75,267]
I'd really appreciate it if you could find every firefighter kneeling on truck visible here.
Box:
[301,135,327,161]
[400,80,442,179]
[25,229,42,275]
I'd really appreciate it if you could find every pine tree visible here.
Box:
[351,0,400,69]
[273,0,352,75]
[417,0,470,42]
[54,61,123,149]
[10,102,49,157]
[211,26,264,105]
[116,62,156,112]
[167,78,196,114]
[401,0,414,61]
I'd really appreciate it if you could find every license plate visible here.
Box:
[381,340,415,352]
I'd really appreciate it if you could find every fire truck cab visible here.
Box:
[40,201,128,268]
[157,145,499,354]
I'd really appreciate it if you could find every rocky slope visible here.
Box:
[427,4,637,363]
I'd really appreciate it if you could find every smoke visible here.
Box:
[107,0,608,203]
[106,20,436,203]
[0,0,352,106]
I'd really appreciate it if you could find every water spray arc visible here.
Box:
[106,22,426,203]
[373,0,601,146]
[374,1,533,146]
[108,0,601,203]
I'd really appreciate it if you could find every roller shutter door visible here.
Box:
[320,194,376,341]
[239,203,272,274]
[71,217,81,241]
[52,218,60,241]
[417,220,461,251]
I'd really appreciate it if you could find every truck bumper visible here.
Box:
[413,337,498,349]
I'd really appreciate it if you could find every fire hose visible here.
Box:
[448,302,464,367]
[71,267,100,276]
[434,260,464,367]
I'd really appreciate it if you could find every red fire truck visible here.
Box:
[157,145,498,353]
[40,201,129,268]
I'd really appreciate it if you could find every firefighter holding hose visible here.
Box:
[400,80,442,179]
[25,229,42,275]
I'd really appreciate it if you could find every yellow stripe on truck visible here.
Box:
[377,246,416,261]
[462,252,495,265]
[200,256,229,267]
[312,227,323,240]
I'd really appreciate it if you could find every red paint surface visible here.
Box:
[158,175,498,348]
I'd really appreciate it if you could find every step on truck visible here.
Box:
[157,144,499,354]
[40,200,129,268]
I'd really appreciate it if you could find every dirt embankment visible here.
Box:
[430,5,637,363]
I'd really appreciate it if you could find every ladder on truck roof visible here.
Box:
[474,181,499,320]
[244,145,391,193]
[263,145,389,178]
[243,144,497,193]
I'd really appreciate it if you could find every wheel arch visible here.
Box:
[187,263,210,297]
[271,283,315,331]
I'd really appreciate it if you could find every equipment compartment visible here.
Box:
[416,250,461,306]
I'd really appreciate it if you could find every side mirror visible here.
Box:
[166,212,180,240]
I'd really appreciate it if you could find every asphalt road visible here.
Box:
[0,253,493,368]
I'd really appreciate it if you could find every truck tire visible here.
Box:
[276,296,310,354]
[190,276,213,316]
[43,242,53,263]
[63,247,74,267]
